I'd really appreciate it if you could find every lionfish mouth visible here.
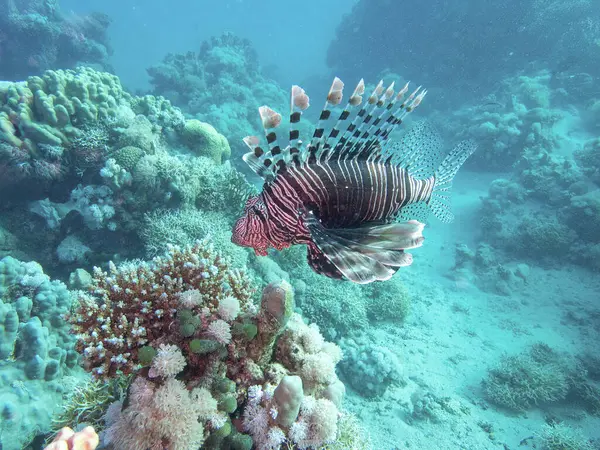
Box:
[230,233,268,256]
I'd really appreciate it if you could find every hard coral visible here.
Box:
[70,240,255,378]
[68,241,356,449]
[537,423,593,450]
[182,119,231,164]
[484,344,569,411]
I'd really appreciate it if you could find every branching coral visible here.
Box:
[537,423,594,450]
[67,241,356,449]
[70,239,255,378]
[483,344,570,411]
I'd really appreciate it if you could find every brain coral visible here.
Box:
[0,67,130,155]
[181,119,231,164]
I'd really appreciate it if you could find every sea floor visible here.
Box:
[344,172,600,449]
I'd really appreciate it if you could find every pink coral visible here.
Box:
[70,241,255,378]
[44,426,99,450]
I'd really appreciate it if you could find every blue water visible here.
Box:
[0,0,599,449]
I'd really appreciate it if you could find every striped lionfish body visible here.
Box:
[232,77,476,284]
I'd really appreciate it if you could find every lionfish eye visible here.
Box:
[254,205,267,220]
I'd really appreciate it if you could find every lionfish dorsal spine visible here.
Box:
[363,84,427,161]
[242,135,274,181]
[337,80,384,160]
[324,78,368,164]
[307,77,345,161]
[241,76,429,181]
[289,85,310,167]
[241,106,285,181]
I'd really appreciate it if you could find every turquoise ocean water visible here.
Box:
[0,0,599,449]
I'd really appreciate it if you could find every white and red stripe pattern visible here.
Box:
[232,76,475,283]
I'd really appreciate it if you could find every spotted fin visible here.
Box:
[428,139,477,223]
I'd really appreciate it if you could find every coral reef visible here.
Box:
[67,240,361,449]
[0,67,184,192]
[0,67,252,275]
[0,0,112,80]
[537,423,594,450]
[327,0,600,101]
[147,33,313,164]
[0,256,82,450]
[483,343,600,414]
[463,70,600,272]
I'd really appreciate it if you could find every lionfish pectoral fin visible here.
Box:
[331,220,425,250]
[357,248,414,267]
[306,244,345,281]
[305,213,396,284]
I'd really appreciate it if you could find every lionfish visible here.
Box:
[231,77,476,284]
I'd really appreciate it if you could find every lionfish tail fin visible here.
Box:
[242,76,427,180]
[428,140,477,223]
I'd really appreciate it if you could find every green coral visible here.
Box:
[365,278,410,323]
[232,322,258,341]
[111,145,145,170]
[178,310,201,337]
[51,376,131,433]
[189,338,222,355]
[537,423,593,450]
[137,346,157,366]
[218,394,238,413]
[0,67,130,154]
[484,344,569,411]
[182,119,231,164]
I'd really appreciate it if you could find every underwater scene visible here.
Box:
[0,0,599,449]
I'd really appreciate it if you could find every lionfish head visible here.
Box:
[231,194,270,256]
